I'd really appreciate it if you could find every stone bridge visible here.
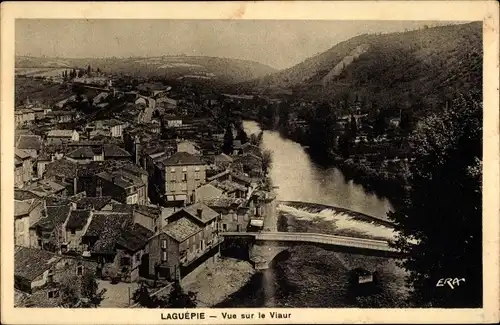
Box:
[220,232,402,270]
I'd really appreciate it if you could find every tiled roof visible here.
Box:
[84,213,134,253]
[47,130,75,138]
[16,135,42,151]
[212,180,247,193]
[75,196,112,210]
[206,170,252,185]
[160,152,204,166]
[183,202,219,224]
[67,147,96,159]
[103,144,131,158]
[204,196,246,209]
[45,159,78,179]
[15,148,31,160]
[66,210,91,230]
[14,189,40,201]
[117,223,154,252]
[164,218,201,242]
[26,180,66,197]
[33,205,71,230]
[15,246,62,281]
[15,199,40,218]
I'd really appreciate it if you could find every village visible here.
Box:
[14,68,278,307]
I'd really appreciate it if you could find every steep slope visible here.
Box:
[16,56,277,84]
[242,22,482,110]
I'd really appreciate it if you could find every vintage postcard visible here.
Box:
[1,1,499,324]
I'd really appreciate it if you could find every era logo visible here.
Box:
[436,278,465,289]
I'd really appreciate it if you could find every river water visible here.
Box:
[215,121,407,308]
[243,120,394,219]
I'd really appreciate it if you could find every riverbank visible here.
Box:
[182,257,255,307]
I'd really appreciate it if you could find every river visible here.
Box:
[215,121,408,308]
[243,120,394,219]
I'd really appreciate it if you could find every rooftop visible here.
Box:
[33,205,71,230]
[47,130,76,138]
[15,247,62,282]
[183,202,219,224]
[204,196,246,209]
[45,159,78,179]
[26,180,66,197]
[15,199,41,218]
[66,210,91,230]
[212,180,247,193]
[160,152,204,166]
[75,196,112,210]
[164,218,201,242]
[16,135,42,151]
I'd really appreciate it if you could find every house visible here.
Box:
[241,143,262,157]
[176,140,200,155]
[86,119,125,138]
[15,109,36,127]
[194,183,224,203]
[26,180,67,198]
[95,169,147,205]
[16,135,43,158]
[232,153,263,178]
[44,158,79,195]
[148,203,221,281]
[102,144,132,161]
[206,169,253,189]
[46,110,76,123]
[156,152,207,204]
[81,212,153,282]
[15,198,44,247]
[213,153,233,170]
[64,209,93,253]
[66,146,104,164]
[210,179,249,199]
[204,197,249,232]
[14,246,97,303]
[46,129,79,145]
[232,140,243,155]
[31,106,46,120]
[29,204,71,252]
[164,115,183,128]
[15,149,33,188]
[74,196,113,211]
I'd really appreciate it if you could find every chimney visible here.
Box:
[197,208,203,220]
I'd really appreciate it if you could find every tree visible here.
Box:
[388,93,482,307]
[132,281,197,308]
[222,124,234,155]
[261,149,272,175]
[80,272,106,307]
[167,281,197,308]
[87,65,91,75]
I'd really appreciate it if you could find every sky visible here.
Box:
[16,20,467,70]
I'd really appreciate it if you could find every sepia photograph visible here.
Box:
[1,1,499,324]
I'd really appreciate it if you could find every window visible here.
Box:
[181,182,187,192]
[195,171,200,180]
[77,263,83,276]
[120,257,131,266]
[162,251,167,262]
[170,168,176,173]
[17,222,24,232]
[182,167,187,172]
[171,174,176,182]
[222,224,227,231]
[48,289,59,299]
[194,167,200,172]
[71,229,76,235]
[183,174,187,181]
[233,214,238,222]
[161,239,167,249]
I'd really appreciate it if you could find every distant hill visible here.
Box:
[16,55,277,84]
[240,22,482,113]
